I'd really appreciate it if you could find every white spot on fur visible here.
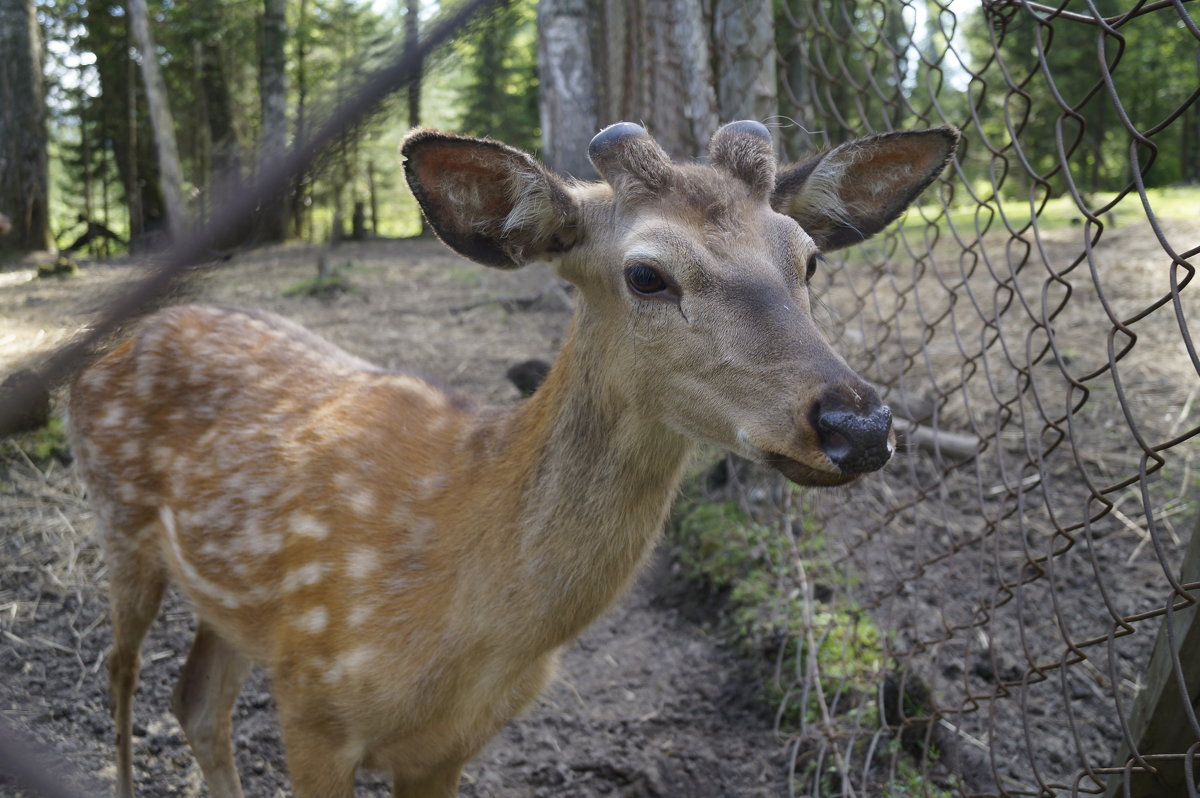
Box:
[117,483,143,504]
[290,511,330,540]
[323,644,376,684]
[390,505,414,527]
[415,473,448,499]
[100,404,126,428]
[346,488,376,516]
[240,522,284,557]
[151,445,175,470]
[345,546,380,580]
[80,369,109,392]
[346,604,374,627]
[282,561,327,593]
[295,606,329,635]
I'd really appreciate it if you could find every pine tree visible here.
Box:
[0,0,53,254]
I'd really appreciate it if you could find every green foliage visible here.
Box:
[670,479,885,729]
[37,254,81,278]
[2,416,70,465]
[963,1,1200,195]
[450,0,540,154]
[669,473,957,793]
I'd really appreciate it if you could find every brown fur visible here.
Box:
[71,121,957,797]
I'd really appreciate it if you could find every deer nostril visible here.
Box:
[816,405,893,474]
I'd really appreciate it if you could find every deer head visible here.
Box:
[404,120,958,486]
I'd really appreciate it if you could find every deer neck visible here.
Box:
[489,307,692,645]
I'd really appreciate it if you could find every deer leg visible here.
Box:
[392,765,463,798]
[275,697,359,798]
[171,621,253,798]
[106,546,167,798]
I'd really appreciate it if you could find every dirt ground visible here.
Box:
[804,216,1200,795]
[0,239,786,797]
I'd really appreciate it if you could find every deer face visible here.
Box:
[403,121,958,487]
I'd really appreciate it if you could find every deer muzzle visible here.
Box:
[811,382,895,475]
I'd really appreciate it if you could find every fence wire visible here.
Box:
[771,1,1200,796]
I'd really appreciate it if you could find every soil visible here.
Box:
[0,239,786,797]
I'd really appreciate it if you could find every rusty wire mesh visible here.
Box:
[769,1,1200,796]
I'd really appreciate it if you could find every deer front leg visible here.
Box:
[274,690,359,798]
[393,765,463,798]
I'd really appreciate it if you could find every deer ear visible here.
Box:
[402,129,580,269]
[772,127,959,251]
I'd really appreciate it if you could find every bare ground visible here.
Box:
[0,239,786,797]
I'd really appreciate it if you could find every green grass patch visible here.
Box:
[669,480,883,726]
[909,184,1200,237]
[2,415,70,466]
[36,255,81,279]
[283,263,355,298]
[668,473,956,796]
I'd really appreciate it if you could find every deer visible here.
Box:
[68,119,958,797]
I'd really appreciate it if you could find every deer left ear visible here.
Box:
[402,129,580,269]
[772,127,959,251]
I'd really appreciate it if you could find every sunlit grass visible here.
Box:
[909,184,1198,237]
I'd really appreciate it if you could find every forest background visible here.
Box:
[1,0,1197,260]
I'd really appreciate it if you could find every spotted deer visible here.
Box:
[69,120,958,797]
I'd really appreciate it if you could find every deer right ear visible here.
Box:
[402,129,580,269]
[772,127,959,251]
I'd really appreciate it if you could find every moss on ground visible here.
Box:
[668,471,953,797]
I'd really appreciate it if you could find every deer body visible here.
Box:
[71,121,957,796]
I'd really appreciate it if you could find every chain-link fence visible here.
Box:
[769,1,1200,795]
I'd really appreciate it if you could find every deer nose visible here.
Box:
[814,401,894,474]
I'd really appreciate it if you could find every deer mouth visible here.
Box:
[764,451,861,488]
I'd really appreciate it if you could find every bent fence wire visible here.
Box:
[770,1,1200,796]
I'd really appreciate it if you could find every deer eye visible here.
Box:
[805,253,824,282]
[624,264,675,299]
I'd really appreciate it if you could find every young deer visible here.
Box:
[70,120,957,797]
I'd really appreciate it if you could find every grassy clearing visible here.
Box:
[907,184,1199,237]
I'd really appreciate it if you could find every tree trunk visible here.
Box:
[538,0,600,178]
[627,0,718,159]
[404,0,422,235]
[86,0,157,243]
[712,0,777,127]
[127,0,187,240]
[405,0,421,129]
[291,0,309,239]
[195,0,241,213]
[776,0,818,161]
[540,0,719,165]
[0,0,53,255]
[259,0,289,241]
